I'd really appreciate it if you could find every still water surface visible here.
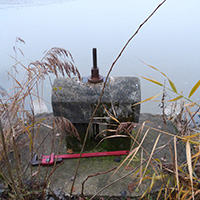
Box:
[0,0,200,113]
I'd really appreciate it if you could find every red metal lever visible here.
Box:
[35,150,129,166]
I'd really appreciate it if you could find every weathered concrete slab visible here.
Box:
[11,113,186,198]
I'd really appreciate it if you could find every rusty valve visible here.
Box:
[88,48,103,83]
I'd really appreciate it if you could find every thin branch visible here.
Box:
[81,167,116,196]
[43,161,64,187]
[179,107,200,135]
[70,0,167,198]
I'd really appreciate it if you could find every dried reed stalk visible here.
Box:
[70,0,167,198]
[0,120,24,199]
[0,44,82,198]
[29,47,81,80]
[0,45,81,155]
[54,117,81,141]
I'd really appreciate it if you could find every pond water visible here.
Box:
[0,0,200,114]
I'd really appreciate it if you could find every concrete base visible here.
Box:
[17,113,186,198]
[51,77,141,151]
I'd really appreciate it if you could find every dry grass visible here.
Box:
[90,101,200,200]
[0,0,199,198]
[29,47,81,80]
[0,41,81,199]
[54,116,81,141]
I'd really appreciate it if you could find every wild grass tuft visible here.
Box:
[0,40,81,199]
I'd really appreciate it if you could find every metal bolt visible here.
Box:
[88,48,103,83]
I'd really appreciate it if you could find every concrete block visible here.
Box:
[51,77,141,150]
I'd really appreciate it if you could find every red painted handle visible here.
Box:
[41,150,129,165]
[59,150,130,159]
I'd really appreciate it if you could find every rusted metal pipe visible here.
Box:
[88,48,103,83]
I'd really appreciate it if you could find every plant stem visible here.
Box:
[69,0,167,198]
[0,120,24,199]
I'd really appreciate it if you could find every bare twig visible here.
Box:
[70,0,167,198]
[81,167,116,196]
[161,80,167,129]
[43,161,64,187]
[179,107,200,136]
[160,81,176,187]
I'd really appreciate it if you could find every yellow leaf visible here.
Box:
[53,87,58,91]
[113,147,138,177]
[96,135,128,148]
[168,95,183,102]
[174,136,180,193]
[59,86,62,90]
[137,58,167,77]
[138,134,161,187]
[183,140,200,145]
[168,78,177,93]
[132,92,163,106]
[140,76,163,86]
[147,64,167,77]
[148,173,156,193]
[29,132,33,150]
[188,80,200,98]
[182,132,200,139]
[138,59,178,94]
[181,190,191,200]
[102,104,120,124]
[154,175,167,180]
[186,140,194,200]
[191,151,200,159]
